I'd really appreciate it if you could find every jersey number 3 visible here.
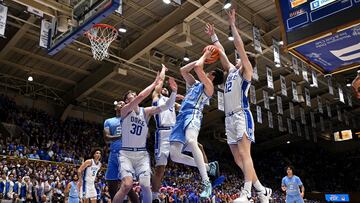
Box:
[130,124,143,136]
[225,82,232,93]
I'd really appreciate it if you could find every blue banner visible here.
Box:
[294,25,360,72]
[325,194,350,202]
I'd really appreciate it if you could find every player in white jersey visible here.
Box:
[77,149,102,203]
[205,9,271,203]
[113,73,178,203]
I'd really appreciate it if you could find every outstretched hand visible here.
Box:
[227,8,236,25]
[161,64,168,72]
[205,23,215,36]
[168,77,178,92]
[154,71,162,86]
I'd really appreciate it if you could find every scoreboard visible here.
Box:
[276,0,360,74]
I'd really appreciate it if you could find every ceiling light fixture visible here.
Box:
[223,0,231,9]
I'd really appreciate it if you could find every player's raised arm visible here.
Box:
[121,73,161,118]
[180,61,197,86]
[194,48,214,97]
[152,64,168,101]
[227,9,253,80]
[145,77,178,117]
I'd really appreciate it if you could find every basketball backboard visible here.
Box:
[47,0,121,55]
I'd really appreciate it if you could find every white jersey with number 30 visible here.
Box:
[121,107,149,148]
[224,68,251,114]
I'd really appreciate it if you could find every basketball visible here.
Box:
[203,45,220,64]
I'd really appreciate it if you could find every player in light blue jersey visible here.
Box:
[65,174,80,203]
[169,47,224,199]
[282,166,305,203]
[113,72,178,203]
[205,9,271,203]
[103,101,139,203]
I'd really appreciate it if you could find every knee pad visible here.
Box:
[139,174,151,188]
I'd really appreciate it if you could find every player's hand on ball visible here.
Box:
[204,46,215,59]
[168,77,177,92]
[205,23,215,36]
[227,8,236,25]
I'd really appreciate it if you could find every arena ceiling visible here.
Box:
[0,0,359,146]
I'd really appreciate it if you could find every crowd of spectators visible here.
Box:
[1,93,357,202]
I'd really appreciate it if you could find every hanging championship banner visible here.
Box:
[253,65,259,81]
[277,96,283,115]
[328,77,334,95]
[289,102,295,120]
[302,62,309,83]
[278,115,283,132]
[217,91,224,111]
[280,75,287,96]
[336,105,342,122]
[250,85,256,104]
[40,19,51,48]
[291,81,298,102]
[266,66,274,89]
[253,26,262,54]
[268,111,273,128]
[310,112,316,128]
[287,118,293,134]
[292,57,300,75]
[0,4,8,37]
[305,87,311,107]
[300,107,306,125]
[296,121,301,137]
[338,86,345,103]
[326,100,331,117]
[256,105,262,124]
[305,125,310,140]
[317,95,323,114]
[273,39,281,66]
[311,70,318,88]
[115,0,123,15]
[320,116,325,132]
[263,90,270,110]
[347,93,353,107]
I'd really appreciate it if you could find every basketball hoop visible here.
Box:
[85,24,118,61]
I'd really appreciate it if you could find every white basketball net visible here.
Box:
[85,24,118,61]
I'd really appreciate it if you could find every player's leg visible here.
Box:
[90,198,96,203]
[127,187,140,203]
[113,176,133,202]
[152,165,166,200]
[229,144,244,171]
[185,128,212,198]
[198,143,208,163]
[169,142,197,167]
[113,152,135,203]
[136,152,152,203]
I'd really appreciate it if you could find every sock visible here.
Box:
[253,180,265,193]
[244,181,252,195]
[206,164,210,171]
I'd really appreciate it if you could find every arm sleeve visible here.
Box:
[159,92,177,112]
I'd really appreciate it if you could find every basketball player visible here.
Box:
[65,174,80,203]
[281,166,305,203]
[113,74,178,203]
[169,47,224,199]
[77,149,102,203]
[103,101,139,202]
[204,9,271,203]
[151,65,217,201]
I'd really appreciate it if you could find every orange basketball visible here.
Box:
[203,45,220,64]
